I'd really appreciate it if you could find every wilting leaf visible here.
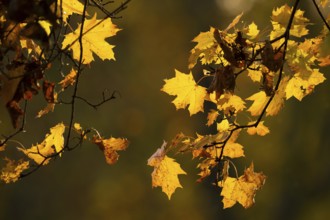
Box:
[93,136,129,165]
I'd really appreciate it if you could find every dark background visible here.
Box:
[1,0,330,219]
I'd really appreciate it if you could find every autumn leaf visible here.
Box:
[60,0,85,22]
[59,68,77,90]
[161,70,207,115]
[217,119,230,132]
[206,109,219,126]
[219,163,266,209]
[1,158,29,183]
[62,14,120,64]
[222,130,244,158]
[188,27,220,69]
[285,69,326,101]
[224,12,243,32]
[93,136,129,165]
[247,121,270,136]
[18,123,66,164]
[217,93,246,115]
[148,141,187,199]
[246,22,259,39]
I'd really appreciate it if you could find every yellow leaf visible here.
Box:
[286,69,326,101]
[59,68,77,90]
[161,70,207,115]
[148,142,186,199]
[222,130,244,158]
[247,67,263,82]
[188,27,220,69]
[219,163,266,209]
[217,94,246,115]
[217,119,230,132]
[246,22,259,39]
[206,109,219,126]
[247,121,270,136]
[0,158,29,183]
[17,123,66,165]
[270,4,309,38]
[93,136,129,165]
[36,93,57,118]
[246,91,267,116]
[60,0,84,22]
[62,14,120,64]
[224,12,243,32]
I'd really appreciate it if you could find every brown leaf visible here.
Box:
[42,80,55,103]
[207,66,235,100]
[6,100,24,128]
[93,136,129,165]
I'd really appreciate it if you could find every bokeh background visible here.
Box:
[1,0,330,219]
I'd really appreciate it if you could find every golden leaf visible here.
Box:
[285,69,326,101]
[222,130,244,158]
[18,123,65,165]
[59,68,77,90]
[246,22,259,39]
[161,70,207,115]
[62,14,120,64]
[93,136,129,165]
[148,141,186,199]
[217,119,230,132]
[224,12,243,32]
[206,109,219,126]
[217,94,246,115]
[219,163,266,209]
[60,0,85,22]
[1,158,29,183]
[247,121,270,136]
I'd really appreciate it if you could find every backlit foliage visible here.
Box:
[0,1,130,180]
[150,0,330,208]
[1,0,330,211]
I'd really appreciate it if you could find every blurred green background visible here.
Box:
[1,0,330,219]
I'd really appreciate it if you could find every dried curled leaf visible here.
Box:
[219,163,266,209]
[93,136,129,165]
[148,141,187,200]
[1,158,29,183]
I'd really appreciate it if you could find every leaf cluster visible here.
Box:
[152,0,330,208]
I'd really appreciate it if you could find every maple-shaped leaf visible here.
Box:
[148,141,186,200]
[217,119,230,132]
[222,130,244,159]
[18,123,65,164]
[93,136,129,165]
[0,158,29,183]
[246,22,260,40]
[59,68,77,90]
[270,4,310,39]
[60,0,84,22]
[285,69,326,101]
[219,162,266,209]
[62,14,120,64]
[188,27,220,69]
[216,93,246,115]
[247,121,270,136]
[161,70,207,115]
